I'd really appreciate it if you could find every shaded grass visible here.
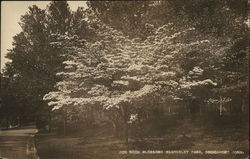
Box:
[35,119,249,159]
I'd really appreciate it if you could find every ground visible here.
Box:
[0,126,39,159]
[35,118,249,159]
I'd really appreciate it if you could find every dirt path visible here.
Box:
[0,126,39,159]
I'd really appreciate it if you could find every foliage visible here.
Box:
[89,1,248,39]
[1,2,74,128]
[43,15,233,129]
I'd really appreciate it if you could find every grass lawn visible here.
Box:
[35,119,249,159]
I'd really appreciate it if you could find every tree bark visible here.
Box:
[111,120,119,137]
[48,110,51,132]
[63,108,67,136]
[125,118,129,153]
[199,104,202,116]
[121,104,129,153]
[219,96,222,116]
[241,97,245,113]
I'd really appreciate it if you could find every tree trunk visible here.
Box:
[121,104,129,153]
[48,111,51,132]
[6,118,10,129]
[160,103,165,116]
[241,97,245,113]
[18,116,21,127]
[219,96,222,116]
[124,119,129,153]
[90,107,95,125]
[111,120,119,137]
[199,104,202,116]
[63,108,67,136]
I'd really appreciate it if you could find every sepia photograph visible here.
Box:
[0,1,249,159]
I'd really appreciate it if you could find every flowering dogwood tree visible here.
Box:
[43,11,231,137]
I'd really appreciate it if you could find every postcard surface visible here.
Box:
[1,1,249,159]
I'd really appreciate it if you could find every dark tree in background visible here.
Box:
[47,1,72,34]
[1,1,73,129]
[89,0,248,39]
